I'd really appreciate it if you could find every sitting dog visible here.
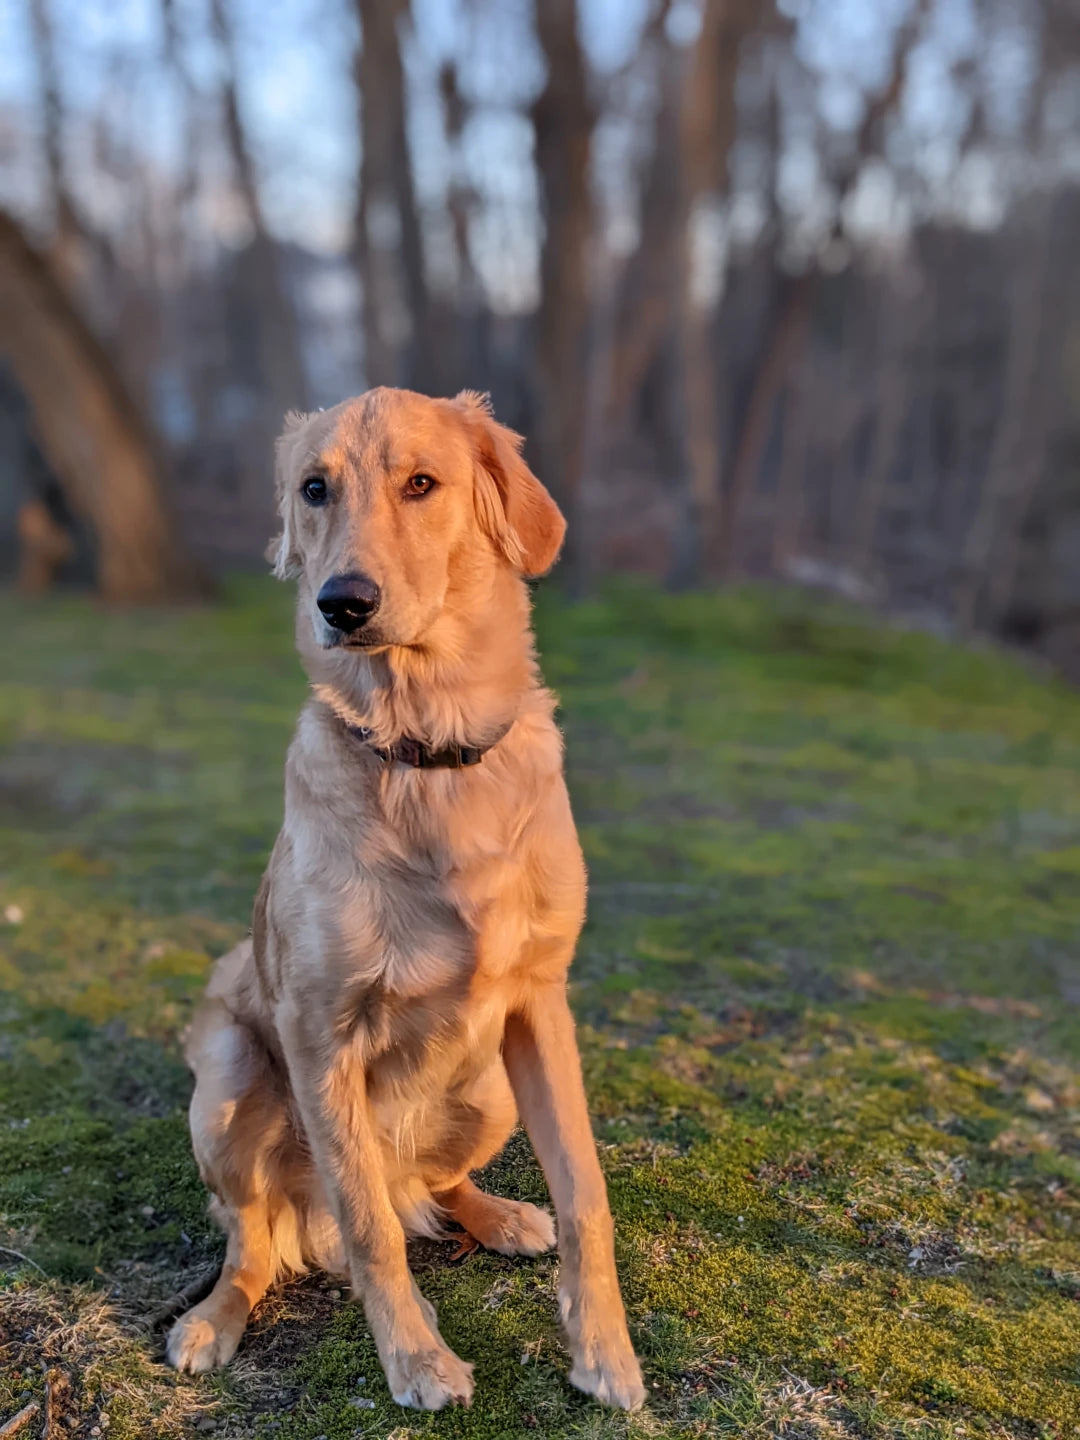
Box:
[166,388,646,1412]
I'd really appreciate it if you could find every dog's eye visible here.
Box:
[404,474,436,499]
[301,476,328,505]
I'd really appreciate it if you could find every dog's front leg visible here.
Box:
[504,983,646,1411]
[278,1005,474,1410]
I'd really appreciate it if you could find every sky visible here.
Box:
[0,0,1073,308]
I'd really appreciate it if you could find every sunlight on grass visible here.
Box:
[1,579,1078,1437]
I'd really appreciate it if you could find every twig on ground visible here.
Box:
[0,1247,46,1278]
[0,1402,40,1438]
[143,1268,220,1330]
[38,1362,53,1440]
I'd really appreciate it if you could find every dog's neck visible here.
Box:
[309,567,538,751]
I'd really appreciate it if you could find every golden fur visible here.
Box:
[166,389,645,1411]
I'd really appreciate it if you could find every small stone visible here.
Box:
[140,1205,155,1218]
[196,1420,217,1433]
[4,904,24,925]
[1025,1087,1056,1114]
[100,1416,111,1428]
[350,1397,375,1409]
[328,1288,341,1300]
[90,1430,101,1437]
[355,1377,366,1386]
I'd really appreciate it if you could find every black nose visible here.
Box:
[316,573,381,633]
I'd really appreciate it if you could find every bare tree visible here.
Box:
[209,0,308,419]
[606,3,680,425]
[0,211,204,602]
[714,0,929,580]
[771,363,814,571]
[850,269,920,578]
[353,0,432,391]
[955,211,1052,631]
[26,0,87,281]
[531,0,594,588]
[667,2,773,587]
[605,0,778,588]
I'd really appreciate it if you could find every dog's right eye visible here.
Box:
[301,477,328,505]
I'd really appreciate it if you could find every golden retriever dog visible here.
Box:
[166,388,645,1412]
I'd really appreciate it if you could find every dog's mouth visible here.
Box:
[319,627,396,654]
[324,633,385,651]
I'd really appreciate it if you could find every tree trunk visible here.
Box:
[210,0,308,419]
[851,276,917,578]
[955,214,1050,632]
[27,0,85,280]
[714,0,928,583]
[0,210,205,602]
[667,1,778,587]
[531,0,594,591]
[715,270,817,577]
[771,364,814,572]
[606,26,683,427]
[354,0,432,392]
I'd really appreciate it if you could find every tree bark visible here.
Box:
[715,269,817,577]
[210,0,308,419]
[955,213,1051,632]
[606,15,683,427]
[715,0,928,581]
[604,3,784,587]
[666,2,749,586]
[354,0,432,392]
[27,0,86,280]
[531,0,594,590]
[0,210,204,602]
[771,363,814,572]
[850,273,918,578]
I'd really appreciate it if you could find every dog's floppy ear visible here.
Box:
[454,391,566,578]
[267,410,309,579]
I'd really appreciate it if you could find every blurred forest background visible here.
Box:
[2,0,1080,673]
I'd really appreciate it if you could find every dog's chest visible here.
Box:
[323,812,537,1001]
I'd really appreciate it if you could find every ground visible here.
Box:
[1,577,1079,1440]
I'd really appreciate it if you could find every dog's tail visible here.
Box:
[388,1175,447,1240]
[265,1177,444,1285]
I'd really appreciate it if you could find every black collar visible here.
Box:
[343,720,512,769]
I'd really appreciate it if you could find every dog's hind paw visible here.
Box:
[166,1309,243,1373]
[385,1343,474,1410]
[488,1200,556,1257]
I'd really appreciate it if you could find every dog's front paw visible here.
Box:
[384,1343,475,1410]
[167,1307,243,1373]
[560,1285,646,1411]
[569,1344,646,1411]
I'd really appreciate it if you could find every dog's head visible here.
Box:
[270,388,565,658]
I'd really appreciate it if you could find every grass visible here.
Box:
[1,575,1079,1438]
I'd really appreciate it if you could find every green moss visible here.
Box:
[2,579,1080,1436]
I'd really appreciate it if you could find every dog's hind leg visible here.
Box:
[167,999,288,1373]
[433,1177,555,1257]
[168,1196,274,1372]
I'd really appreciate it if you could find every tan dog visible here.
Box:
[166,388,646,1412]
